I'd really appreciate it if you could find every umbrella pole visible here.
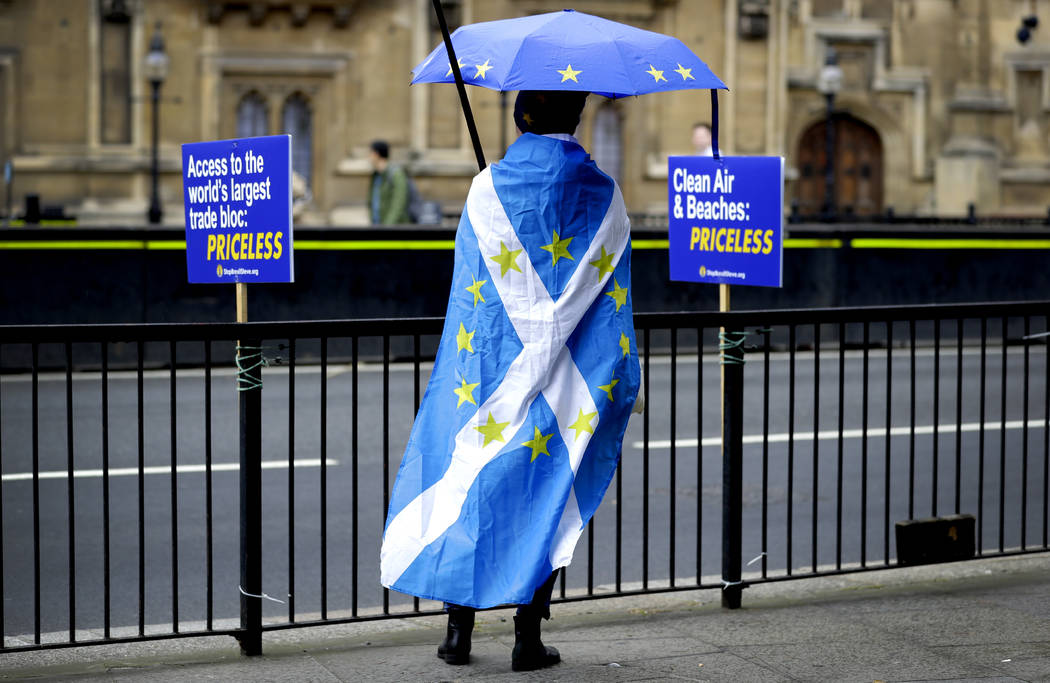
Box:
[431,0,487,172]
[710,90,721,160]
[500,91,509,156]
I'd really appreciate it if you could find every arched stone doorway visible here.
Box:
[796,114,883,216]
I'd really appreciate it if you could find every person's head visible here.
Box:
[513,90,589,136]
[369,140,390,171]
[692,122,712,152]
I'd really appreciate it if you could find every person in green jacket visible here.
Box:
[369,140,413,225]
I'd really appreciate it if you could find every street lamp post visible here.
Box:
[816,47,842,221]
[145,22,169,224]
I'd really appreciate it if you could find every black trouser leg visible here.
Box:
[517,568,560,620]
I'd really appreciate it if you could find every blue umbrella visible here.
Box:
[418,4,727,170]
[412,8,726,98]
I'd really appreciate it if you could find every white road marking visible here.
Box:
[633,418,1048,450]
[1,458,338,483]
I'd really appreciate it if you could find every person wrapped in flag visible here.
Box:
[381,90,640,672]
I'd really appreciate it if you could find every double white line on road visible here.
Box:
[634,418,1048,450]
[1,458,338,483]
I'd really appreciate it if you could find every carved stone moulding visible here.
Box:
[203,0,359,28]
[512,0,676,22]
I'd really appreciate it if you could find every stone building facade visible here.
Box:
[0,0,1047,225]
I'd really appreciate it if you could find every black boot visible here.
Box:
[437,604,475,665]
[511,612,560,672]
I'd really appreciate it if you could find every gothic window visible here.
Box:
[1014,69,1047,160]
[810,0,844,17]
[236,91,269,138]
[100,0,132,144]
[861,0,892,20]
[282,93,312,186]
[429,0,462,32]
[591,103,622,185]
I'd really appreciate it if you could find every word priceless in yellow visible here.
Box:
[689,226,774,255]
[206,231,284,261]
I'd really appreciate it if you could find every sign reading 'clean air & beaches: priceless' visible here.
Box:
[668,155,783,288]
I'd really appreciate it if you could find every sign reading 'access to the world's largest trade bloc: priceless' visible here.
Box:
[667,155,784,288]
[181,134,294,284]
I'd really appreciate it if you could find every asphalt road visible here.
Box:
[1,345,1047,639]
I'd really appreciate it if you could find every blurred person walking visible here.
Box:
[368,140,412,225]
[693,122,714,156]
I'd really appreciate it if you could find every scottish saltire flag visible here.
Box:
[381,133,640,608]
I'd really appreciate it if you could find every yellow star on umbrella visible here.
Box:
[598,377,619,402]
[521,426,554,462]
[674,63,694,80]
[474,58,493,79]
[475,411,510,446]
[466,274,487,307]
[456,322,475,353]
[490,241,523,278]
[445,58,466,77]
[541,230,574,265]
[619,332,631,357]
[605,278,628,311]
[568,408,597,441]
[557,64,582,83]
[589,246,616,278]
[646,64,667,82]
[453,376,480,408]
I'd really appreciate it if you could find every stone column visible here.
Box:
[935,0,999,216]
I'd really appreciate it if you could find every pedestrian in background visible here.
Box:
[693,122,714,156]
[368,140,412,225]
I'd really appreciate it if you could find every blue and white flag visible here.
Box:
[381,133,640,608]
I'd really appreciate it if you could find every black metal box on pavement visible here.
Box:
[895,514,976,566]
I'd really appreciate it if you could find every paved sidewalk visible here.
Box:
[2,553,1049,682]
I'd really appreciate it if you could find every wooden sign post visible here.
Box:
[181,134,294,655]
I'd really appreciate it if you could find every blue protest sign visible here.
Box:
[667,156,783,288]
[181,134,293,284]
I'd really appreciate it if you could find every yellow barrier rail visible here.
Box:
[2,237,1049,251]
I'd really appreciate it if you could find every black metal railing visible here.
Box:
[0,301,1048,653]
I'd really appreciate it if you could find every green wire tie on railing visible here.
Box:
[235,345,269,392]
[718,330,748,365]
